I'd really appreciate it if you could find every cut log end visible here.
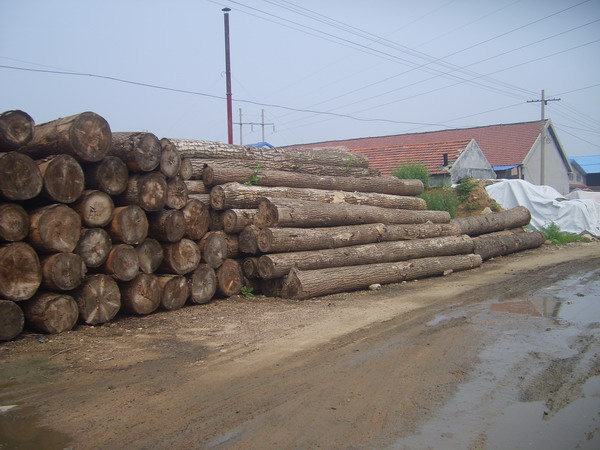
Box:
[0,203,30,242]
[0,242,42,301]
[73,274,121,325]
[23,292,79,334]
[157,274,189,311]
[216,259,244,297]
[0,299,25,341]
[0,152,43,201]
[119,273,161,315]
[0,110,34,150]
[68,112,112,162]
[187,264,217,304]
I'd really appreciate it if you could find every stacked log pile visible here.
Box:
[0,110,545,340]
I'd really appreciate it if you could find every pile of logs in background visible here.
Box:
[0,109,545,341]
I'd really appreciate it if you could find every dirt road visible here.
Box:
[1,242,599,449]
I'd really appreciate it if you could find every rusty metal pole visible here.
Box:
[223,7,233,144]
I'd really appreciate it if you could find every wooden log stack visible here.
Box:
[0,110,545,340]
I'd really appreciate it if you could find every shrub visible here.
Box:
[455,176,478,202]
[419,187,459,218]
[392,163,430,189]
[539,222,591,245]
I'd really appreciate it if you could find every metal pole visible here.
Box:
[540,89,545,185]
[261,109,265,142]
[239,108,243,145]
[223,8,233,145]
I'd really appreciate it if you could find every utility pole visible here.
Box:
[222,7,233,144]
[527,89,560,185]
[234,108,275,145]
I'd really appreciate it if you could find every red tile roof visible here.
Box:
[294,121,546,168]
[351,139,473,176]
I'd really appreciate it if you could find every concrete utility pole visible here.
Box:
[223,8,233,145]
[527,89,560,185]
[234,109,275,145]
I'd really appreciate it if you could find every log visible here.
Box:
[73,274,121,325]
[135,238,164,274]
[257,223,463,253]
[119,273,160,315]
[258,235,474,279]
[37,154,85,203]
[216,259,244,297]
[100,244,139,281]
[0,152,43,201]
[189,193,211,205]
[209,182,426,211]
[0,299,24,340]
[242,257,260,279]
[74,228,112,268]
[204,165,422,196]
[209,209,224,231]
[280,254,483,300]
[171,138,370,168]
[159,138,182,179]
[182,198,210,240]
[84,156,129,196]
[0,242,41,301]
[117,172,167,212]
[107,205,148,245]
[199,231,228,269]
[187,264,217,304]
[0,110,34,150]
[261,278,282,297]
[165,177,188,210]
[40,252,87,291]
[179,158,193,180]
[23,292,79,334]
[186,157,380,178]
[450,206,531,236]
[18,112,112,162]
[256,197,451,229]
[110,132,161,172]
[156,274,189,311]
[0,203,29,242]
[159,238,201,275]
[148,209,185,243]
[27,204,81,253]
[184,179,210,194]
[239,225,261,254]
[72,190,114,228]
[472,229,545,260]
[223,209,257,233]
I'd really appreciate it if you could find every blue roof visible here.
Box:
[569,155,600,174]
[493,164,520,170]
[249,141,274,148]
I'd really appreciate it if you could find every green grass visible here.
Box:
[392,163,430,189]
[539,222,591,245]
[419,187,460,218]
[455,176,478,202]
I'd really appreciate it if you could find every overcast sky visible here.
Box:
[1,0,599,156]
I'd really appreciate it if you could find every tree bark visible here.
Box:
[18,111,112,162]
[159,138,182,179]
[204,165,422,196]
[258,235,474,279]
[256,197,450,229]
[171,138,370,168]
[72,190,114,228]
[210,210,224,231]
[471,229,545,260]
[156,274,189,311]
[107,205,148,245]
[451,206,531,236]
[184,179,210,194]
[159,238,201,275]
[23,292,79,334]
[37,154,85,204]
[73,274,121,325]
[27,204,81,253]
[239,225,261,254]
[74,228,112,268]
[84,156,129,196]
[179,158,193,181]
[0,152,43,201]
[40,252,87,291]
[148,209,186,243]
[381,223,462,241]
[222,209,257,233]
[216,259,244,297]
[242,257,260,279]
[189,193,211,205]
[0,110,34,151]
[165,177,188,210]
[0,299,24,341]
[187,264,217,304]
[0,203,29,242]
[119,273,160,315]
[117,172,167,212]
[182,199,210,240]
[135,238,164,274]
[209,182,426,211]
[100,244,139,281]
[110,132,161,172]
[280,254,483,300]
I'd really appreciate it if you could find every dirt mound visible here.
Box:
[456,181,503,218]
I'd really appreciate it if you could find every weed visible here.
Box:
[419,187,459,218]
[455,176,478,202]
[539,222,590,245]
[240,286,255,298]
[244,163,264,185]
[392,163,430,189]
[344,155,354,169]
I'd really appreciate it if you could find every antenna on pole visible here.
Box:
[527,89,560,185]
[222,7,234,144]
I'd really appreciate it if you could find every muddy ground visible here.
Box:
[1,242,599,449]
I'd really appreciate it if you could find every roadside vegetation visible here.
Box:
[539,223,591,245]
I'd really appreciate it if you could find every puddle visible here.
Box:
[0,405,72,449]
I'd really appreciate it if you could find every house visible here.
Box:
[568,158,589,191]
[346,138,495,185]
[569,155,600,191]
[293,120,573,195]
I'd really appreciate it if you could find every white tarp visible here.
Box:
[486,179,600,236]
